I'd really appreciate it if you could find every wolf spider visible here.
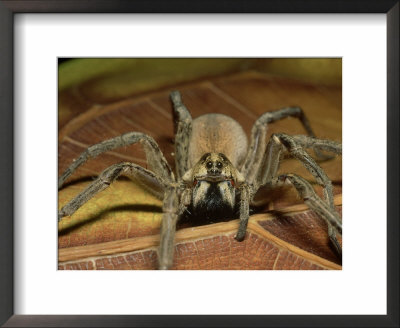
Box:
[58,91,342,269]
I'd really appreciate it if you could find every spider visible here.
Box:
[58,90,342,269]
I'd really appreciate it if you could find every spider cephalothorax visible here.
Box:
[58,90,342,269]
[182,152,244,221]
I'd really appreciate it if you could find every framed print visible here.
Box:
[1,1,398,327]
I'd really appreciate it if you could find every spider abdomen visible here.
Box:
[189,114,248,168]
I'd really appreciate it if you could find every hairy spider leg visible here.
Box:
[235,183,252,241]
[288,135,343,254]
[242,106,330,181]
[58,162,170,221]
[158,186,180,269]
[58,161,182,268]
[256,133,342,255]
[58,132,174,189]
[170,91,193,180]
[58,131,181,269]
[260,133,342,209]
[271,174,342,256]
[291,135,342,155]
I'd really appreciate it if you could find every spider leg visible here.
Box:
[158,185,193,269]
[158,186,180,269]
[59,161,181,269]
[58,162,169,221]
[253,134,342,255]
[58,132,174,189]
[259,133,341,208]
[170,91,192,179]
[272,174,342,255]
[327,222,342,257]
[242,106,328,179]
[291,135,342,156]
[235,183,251,241]
[289,135,342,255]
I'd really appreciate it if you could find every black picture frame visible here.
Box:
[0,1,398,327]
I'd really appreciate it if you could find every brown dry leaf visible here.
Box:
[58,203,342,270]
[58,71,342,270]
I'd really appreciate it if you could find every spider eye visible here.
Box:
[216,161,223,169]
[206,162,213,169]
